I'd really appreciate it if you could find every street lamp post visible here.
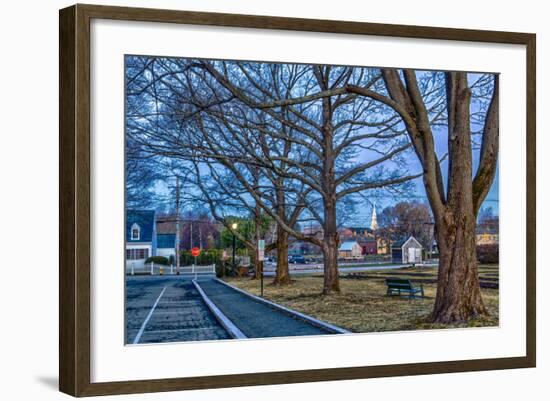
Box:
[231,222,238,275]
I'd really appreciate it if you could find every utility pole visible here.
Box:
[190,220,193,251]
[175,176,181,273]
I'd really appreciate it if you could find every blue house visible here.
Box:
[126,210,157,267]
[156,233,176,262]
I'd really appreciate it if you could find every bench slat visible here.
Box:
[385,278,424,298]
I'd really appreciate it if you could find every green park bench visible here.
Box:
[385,278,424,299]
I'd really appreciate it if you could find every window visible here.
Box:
[131,223,140,240]
[126,248,149,260]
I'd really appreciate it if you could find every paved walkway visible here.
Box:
[126,276,229,344]
[197,279,329,338]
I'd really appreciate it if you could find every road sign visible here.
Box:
[191,247,201,257]
[258,239,265,261]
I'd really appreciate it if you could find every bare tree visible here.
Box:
[378,201,433,247]
[126,57,420,294]
[239,64,498,321]
[190,61,418,294]
[346,70,498,323]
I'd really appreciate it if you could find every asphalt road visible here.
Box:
[125,275,230,344]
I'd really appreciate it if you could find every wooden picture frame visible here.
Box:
[59,3,536,397]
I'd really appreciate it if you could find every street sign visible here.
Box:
[191,247,201,257]
[258,239,266,297]
[258,239,265,261]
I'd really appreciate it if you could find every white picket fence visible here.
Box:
[126,262,216,278]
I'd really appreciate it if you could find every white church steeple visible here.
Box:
[370,205,378,231]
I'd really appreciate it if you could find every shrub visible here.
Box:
[215,260,233,278]
[145,256,169,265]
[476,244,499,264]
[179,249,224,266]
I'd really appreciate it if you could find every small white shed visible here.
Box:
[391,236,423,264]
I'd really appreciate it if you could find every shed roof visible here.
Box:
[392,236,422,249]
[339,240,359,251]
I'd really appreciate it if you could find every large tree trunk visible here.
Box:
[318,73,340,295]
[432,218,486,323]
[272,185,291,285]
[252,177,263,280]
[431,72,488,323]
[359,69,498,324]
[273,229,291,285]
[322,199,340,294]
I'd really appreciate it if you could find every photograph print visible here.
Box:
[124,56,499,345]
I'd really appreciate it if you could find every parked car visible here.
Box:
[289,255,307,264]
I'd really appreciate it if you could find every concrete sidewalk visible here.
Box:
[196,279,331,338]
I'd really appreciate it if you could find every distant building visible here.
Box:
[339,240,363,259]
[155,214,177,262]
[357,237,377,255]
[343,227,373,238]
[391,236,423,264]
[126,210,157,267]
[339,224,379,256]
[377,237,390,255]
[156,233,176,261]
[476,225,499,245]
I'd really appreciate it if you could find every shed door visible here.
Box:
[408,248,421,263]
[408,248,415,263]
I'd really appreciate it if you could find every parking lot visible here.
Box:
[125,275,229,344]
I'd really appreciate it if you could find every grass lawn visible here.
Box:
[224,265,499,333]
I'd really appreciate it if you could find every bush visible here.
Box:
[145,256,169,265]
[215,260,233,278]
[476,244,499,264]
[179,249,224,266]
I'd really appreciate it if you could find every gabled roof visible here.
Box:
[157,233,176,249]
[392,235,422,249]
[126,210,155,242]
[339,240,360,251]
[357,237,377,246]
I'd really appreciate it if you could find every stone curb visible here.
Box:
[192,279,247,339]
